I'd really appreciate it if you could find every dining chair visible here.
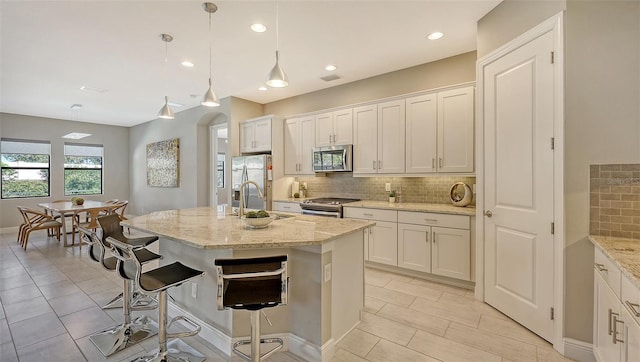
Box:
[45,199,74,236]
[71,207,110,245]
[17,206,62,250]
[110,201,130,233]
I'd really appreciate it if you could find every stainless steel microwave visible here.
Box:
[312,145,353,172]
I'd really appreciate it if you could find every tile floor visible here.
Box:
[0,231,574,362]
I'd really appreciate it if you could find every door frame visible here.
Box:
[475,11,565,352]
[209,123,229,209]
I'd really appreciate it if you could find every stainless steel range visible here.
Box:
[299,197,360,218]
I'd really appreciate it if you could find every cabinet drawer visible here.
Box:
[594,247,621,298]
[398,211,469,229]
[622,275,640,325]
[343,207,397,222]
[272,201,302,213]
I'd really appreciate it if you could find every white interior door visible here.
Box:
[483,29,555,342]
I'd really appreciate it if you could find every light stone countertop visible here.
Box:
[590,235,640,289]
[122,207,374,250]
[273,198,476,216]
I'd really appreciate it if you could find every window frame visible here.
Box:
[1,139,51,199]
[63,143,104,196]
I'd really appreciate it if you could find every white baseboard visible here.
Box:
[167,301,323,361]
[563,338,595,362]
[0,226,19,234]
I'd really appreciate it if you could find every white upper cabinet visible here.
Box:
[378,100,406,174]
[437,86,474,173]
[353,105,378,173]
[315,109,353,147]
[240,116,272,153]
[406,93,438,173]
[284,116,315,175]
[353,101,406,174]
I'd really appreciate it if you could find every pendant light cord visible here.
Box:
[275,1,279,51]
[208,11,212,79]
[164,39,168,96]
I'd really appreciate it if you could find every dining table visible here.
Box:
[38,200,120,246]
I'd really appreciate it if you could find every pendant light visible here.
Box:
[201,2,220,107]
[266,1,288,88]
[158,33,175,119]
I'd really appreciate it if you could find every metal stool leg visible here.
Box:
[232,310,283,362]
[89,279,158,356]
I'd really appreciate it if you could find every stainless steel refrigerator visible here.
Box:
[231,154,272,211]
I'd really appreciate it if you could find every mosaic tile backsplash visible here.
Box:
[295,173,476,205]
[590,164,640,239]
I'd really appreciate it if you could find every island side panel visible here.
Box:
[331,230,365,343]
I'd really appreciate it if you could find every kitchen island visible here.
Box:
[123,207,374,361]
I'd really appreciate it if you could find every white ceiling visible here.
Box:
[0,1,501,128]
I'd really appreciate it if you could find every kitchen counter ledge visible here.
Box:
[273,198,476,216]
[590,235,640,289]
[122,206,374,249]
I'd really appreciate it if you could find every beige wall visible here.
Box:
[477,0,640,345]
[0,113,130,228]
[265,51,476,117]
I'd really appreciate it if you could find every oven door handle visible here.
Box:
[301,209,341,218]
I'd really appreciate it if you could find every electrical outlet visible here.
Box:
[385,183,391,192]
[191,282,198,299]
[324,263,332,282]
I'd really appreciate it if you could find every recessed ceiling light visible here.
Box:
[181,61,195,67]
[427,32,444,40]
[325,65,337,71]
[258,86,268,91]
[80,85,107,93]
[70,104,83,110]
[251,23,267,33]
[62,132,92,140]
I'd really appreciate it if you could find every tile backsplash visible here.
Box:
[590,164,640,239]
[294,173,476,204]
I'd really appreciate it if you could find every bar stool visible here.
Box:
[214,255,288,362]
[77,217,160,356]
[107,235,204,362]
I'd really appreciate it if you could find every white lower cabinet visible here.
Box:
[344,207,471,281]
[593,246,640,362]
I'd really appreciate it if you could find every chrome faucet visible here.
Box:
[238,180,264,219]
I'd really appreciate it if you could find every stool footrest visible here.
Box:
[166,315,201,339]
[233,338,283,362]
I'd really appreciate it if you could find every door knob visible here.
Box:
[484,210,493,217]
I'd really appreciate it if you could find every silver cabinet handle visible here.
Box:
[378,160,382,169]
[595,263,608,272]
[283,206,291,209]
[424,218,438,223]
[613,313,624,344]
[484,210,493,217]
[609,308,614,336]
[372,161,376,170]
[363,213,374,217]
[426,231,429,243]
[432,231,436,243]
[439,157,443,168]
[432,158,435,168]
[625,301,640,317]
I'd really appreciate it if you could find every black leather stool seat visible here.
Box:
[139,262,204,293]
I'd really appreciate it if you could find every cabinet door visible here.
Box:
[369,220,398,266]
[431,227,470,280]
[253,118,272,152]
[299,116,316,174]
[437,86,474,173]
[353,105,378,174]
[378,100,405,174]
[594,272,621,362]
[398,223,430,273]
[283,119,300,175]
[240,122,255,153]
[406,94,437,173]
[315,112,334,147]
[333,108,353,145]
[623,306,640,362]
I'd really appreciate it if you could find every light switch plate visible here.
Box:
[324,263,332,282]
[191,282,198,298]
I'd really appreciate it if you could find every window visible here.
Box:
[217,153,225,188]
[64,143,103,196]
[1,139,51,199]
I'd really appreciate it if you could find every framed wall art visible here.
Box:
[146,138,180,187]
